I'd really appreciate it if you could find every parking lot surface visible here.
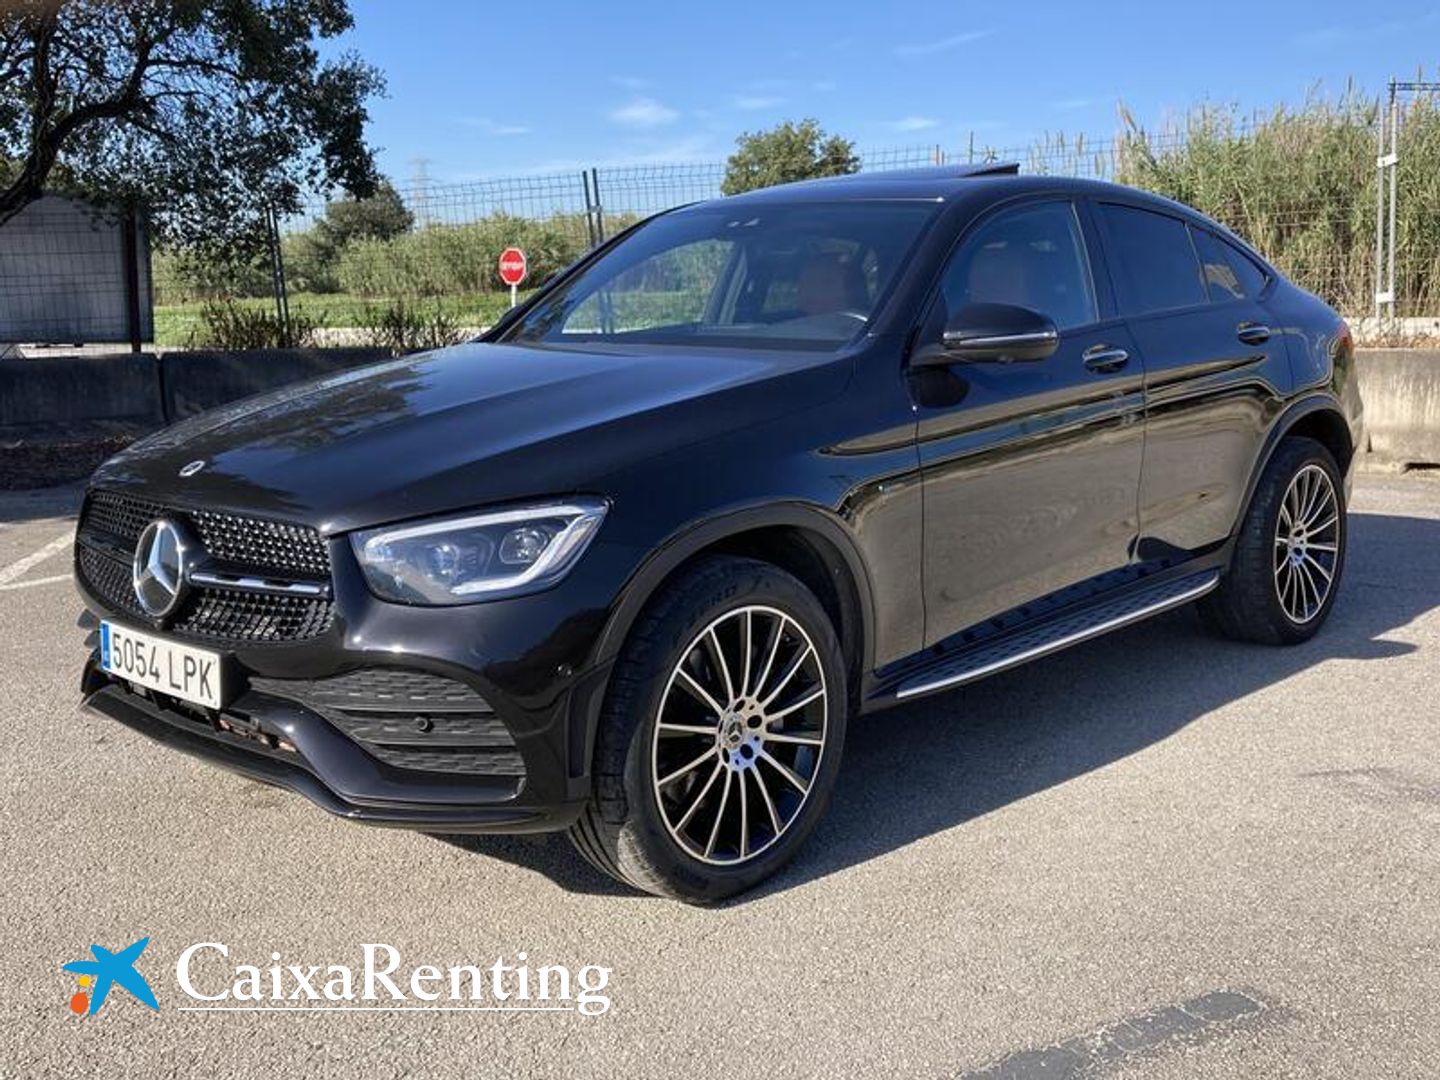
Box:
[2,473,1438,1078]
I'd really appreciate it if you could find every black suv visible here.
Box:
[75,165,1362,901]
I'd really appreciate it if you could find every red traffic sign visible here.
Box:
[498,247,528,287]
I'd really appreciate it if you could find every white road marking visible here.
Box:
[0,531,73,586]
[0,573,71,592]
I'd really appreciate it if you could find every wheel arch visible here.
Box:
[1233,394,1354,539]
[594,504,876,703]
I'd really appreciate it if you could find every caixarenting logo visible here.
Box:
[63,938,159,1016]
[64,939,613,1017]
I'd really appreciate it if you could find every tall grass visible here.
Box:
[1114,88,1440,316]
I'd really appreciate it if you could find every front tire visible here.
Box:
[569,556,847,902]
[1200,436,1346,644]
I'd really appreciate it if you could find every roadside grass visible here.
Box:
[153,292,531,347]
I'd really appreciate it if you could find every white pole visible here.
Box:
[510,283,517,309]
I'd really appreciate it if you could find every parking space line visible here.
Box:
[0,573,71,592]
[0,532,73,586]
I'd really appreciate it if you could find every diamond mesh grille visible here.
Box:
[76,489,335,645]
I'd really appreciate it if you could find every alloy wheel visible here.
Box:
[1273,463,1340,624]
[650,605,829,866]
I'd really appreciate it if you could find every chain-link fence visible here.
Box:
[137,88,1440,348]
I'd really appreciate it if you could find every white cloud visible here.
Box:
[608,97,680,127]
[734,95,785,110]
[894,29,992,56]
[890,116,939,132]
[456,116,531,136]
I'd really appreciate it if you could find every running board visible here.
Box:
[895,570,1221,700]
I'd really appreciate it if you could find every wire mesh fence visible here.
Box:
[132,88,1440,347]
[0,196,151,347]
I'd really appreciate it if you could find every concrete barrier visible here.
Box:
[1355,349,1440,467]
[0,346,390,434]
[159,347,390,419]
[0,352,164,429]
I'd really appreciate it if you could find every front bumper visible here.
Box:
[80,656,587,833]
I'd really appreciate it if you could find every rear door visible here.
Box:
[1093,202,1290,559]
[914,197,1146,646]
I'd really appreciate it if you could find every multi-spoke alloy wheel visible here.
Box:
[652,606,828,865]
[1199,436,1346,646]
[569,555,846,901]
[1273,463,1340,624]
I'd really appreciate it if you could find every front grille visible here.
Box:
[250,669,525,778]
[83,490,330,577]
[191,509,330,577]
[75,489,335,646]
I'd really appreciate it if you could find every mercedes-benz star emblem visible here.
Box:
[179,460,206,478]
[132,519,191,619]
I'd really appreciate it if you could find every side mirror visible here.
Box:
[921,302,1059,365]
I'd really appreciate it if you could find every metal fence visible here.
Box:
[0,196,151,348]
[139,88,1440,348]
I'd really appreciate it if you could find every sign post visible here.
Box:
[498,247,528,308]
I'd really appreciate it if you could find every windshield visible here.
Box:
[503,200,940,350]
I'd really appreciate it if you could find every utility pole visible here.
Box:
[1374,79,1440,322]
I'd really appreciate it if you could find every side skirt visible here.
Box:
[879,568,1221,704]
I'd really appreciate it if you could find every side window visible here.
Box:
[1098,204,1207,316]
[1192,226,1268,302]
[939,201,1097,331]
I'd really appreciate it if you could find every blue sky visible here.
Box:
[338,0,1440,184]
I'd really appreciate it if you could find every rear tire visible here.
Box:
[568,556,847,902]
[1199,436,1346,645]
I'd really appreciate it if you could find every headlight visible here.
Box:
[351,499,609,605]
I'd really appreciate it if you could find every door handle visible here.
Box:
[1082,345,1130,373]
[1237,322,1271,345]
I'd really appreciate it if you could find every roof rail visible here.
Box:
[956,161,1021,177]
[852,162,1021,182]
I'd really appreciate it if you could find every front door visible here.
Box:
[913,198,1146,647]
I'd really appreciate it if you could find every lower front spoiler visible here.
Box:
[81,673,586,835]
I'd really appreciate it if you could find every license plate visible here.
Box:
[100,621,224,709]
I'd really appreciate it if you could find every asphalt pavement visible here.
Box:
[2,472,1438,1079]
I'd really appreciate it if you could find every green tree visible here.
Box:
[721,119,860,196]
[314,179,412,250]
[287,179,412,291]
[0,0,383,257]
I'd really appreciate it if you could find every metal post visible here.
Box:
[121,206,142,354]
[1374,93,1387,320]
[266,207,291,348]
[1386,87,1399,321]
[581,172,595,248]
[589,167,605,246]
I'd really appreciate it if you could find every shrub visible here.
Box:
[189,299,319,349]
[360,298,467,356]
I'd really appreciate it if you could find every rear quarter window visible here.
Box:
[1191,226,1269,301]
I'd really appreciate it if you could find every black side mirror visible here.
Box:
[919,302,1059,365]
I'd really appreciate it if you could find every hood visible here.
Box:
[94,340,849,533]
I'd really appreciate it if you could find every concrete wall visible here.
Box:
[1354,349,1440,466]
[0,347,389,431]
[0,351,164,428]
